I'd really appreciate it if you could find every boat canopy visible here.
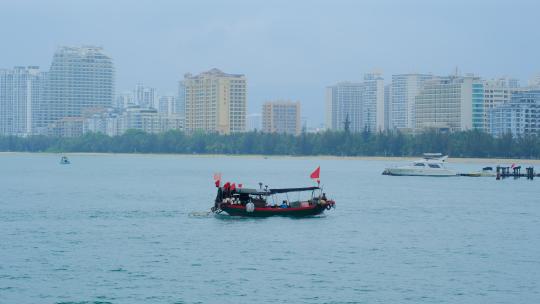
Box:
[234,188,263,195]
[269,187,320,194]
[224,186,320,196]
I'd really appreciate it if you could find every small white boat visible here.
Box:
[472,166,496,177]
[60,156,70,165]
[383,153,457,177]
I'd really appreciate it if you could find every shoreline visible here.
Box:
[1,151,539,164]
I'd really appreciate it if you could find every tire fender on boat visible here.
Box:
[246,202,255,213]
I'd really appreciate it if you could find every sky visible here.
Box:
[1,0,539,126]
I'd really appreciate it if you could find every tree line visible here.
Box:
[1,129,539,158]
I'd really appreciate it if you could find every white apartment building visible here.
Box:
[262,101,301,135]
[115,92,134,109]
[483,78,522,133]
[326,72,385,132]
[246,113,262,131]
[184,68,246,134]
[158,95,181,115]
[133,83,156,108]
[415,75,484,132]
[390,74,433,130]
[42,46,114,131]
[83,107,183,136]
[0,66,42,136]
[489,90,540,137]
[177,80,186,118]
[384,84,392,130]
[528,74,540,87]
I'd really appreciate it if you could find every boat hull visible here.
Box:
[219,203,331,217]
[383,167,457,177]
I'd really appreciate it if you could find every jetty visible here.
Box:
[496,166,537,180]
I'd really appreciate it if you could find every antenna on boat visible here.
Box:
[259,182,263,190]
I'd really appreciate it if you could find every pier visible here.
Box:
[496,166,537,180]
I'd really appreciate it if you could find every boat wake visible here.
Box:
[188,211,212,218]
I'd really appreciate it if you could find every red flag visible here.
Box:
[213,172,222,187]
[223,182,230,190]
[230,183,236,191]
[310,166,320,181]
[238,183,243,188]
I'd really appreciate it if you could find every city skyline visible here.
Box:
[1,0,539,125]
[2,47,540,137]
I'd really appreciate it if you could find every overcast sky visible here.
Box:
[1,0,539,126]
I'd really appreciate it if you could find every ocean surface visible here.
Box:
[0,153,539,304]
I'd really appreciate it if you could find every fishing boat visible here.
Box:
[60,156,70,165]
[382,153,457,177]
[211,185,335,217]
[211,166,335,217]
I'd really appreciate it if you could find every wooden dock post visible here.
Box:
[526,167,534,180]
[513,166,521,179]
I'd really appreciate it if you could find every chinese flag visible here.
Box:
[310,166,320,181]
[230,183,236,191]
[223,182,230,190]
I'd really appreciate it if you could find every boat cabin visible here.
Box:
[215,186,323,209]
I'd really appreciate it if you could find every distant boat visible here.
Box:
[60,156,70,165]
[467,166,496,177]
[382,153,457,177]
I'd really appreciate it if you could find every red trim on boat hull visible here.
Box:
[218,201,335,217]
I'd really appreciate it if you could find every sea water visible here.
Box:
[0,153,539,303]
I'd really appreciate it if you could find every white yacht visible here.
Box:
[383,153,457,177]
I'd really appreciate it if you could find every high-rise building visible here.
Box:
[390,74,433,130]
[246,113,262,131]
[133,83,156,108]
[384,84,392,130]
[0,66,42,136]
[326,82,363,132]
[157,96,179,115]
[415,75,484,132]
[363,72,385,132]
[262,101,301,135]
[115,92,134,109]
[489,90,540,137]
[326,72,385,132]
[41,46,114,132]
[483,78,523,133]
[177,80,186,118]
[529,74,540,88]
[184,68,246,134]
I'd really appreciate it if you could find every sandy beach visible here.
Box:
[1,151,539,164]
